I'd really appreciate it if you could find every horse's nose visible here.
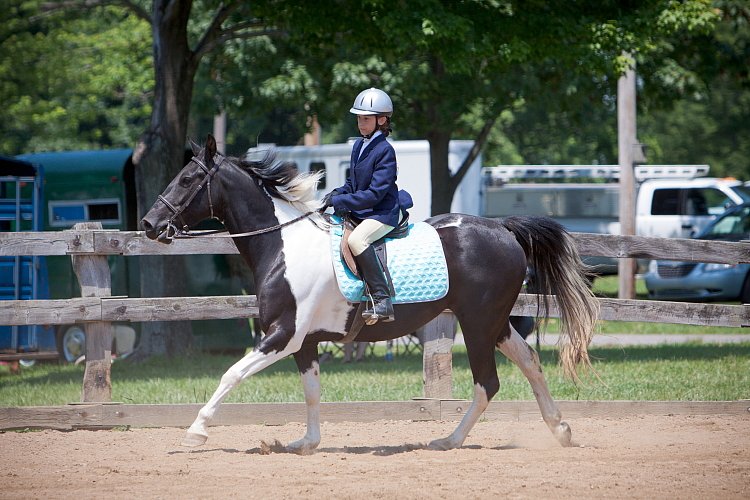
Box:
[141,217,158,239]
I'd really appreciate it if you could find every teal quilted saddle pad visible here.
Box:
[330,217,449,304]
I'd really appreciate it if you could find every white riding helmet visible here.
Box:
[350,87,393,117]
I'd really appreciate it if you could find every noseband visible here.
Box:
[157,154,223,240]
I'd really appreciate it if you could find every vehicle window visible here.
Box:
[49,199,121,227]
[651,189,679,215]
[683,189,710,215]
[310,161,326,189]
[702,206,750,239]
[699,188,735,215]
[88,202,119,221]
[731,185,750,203]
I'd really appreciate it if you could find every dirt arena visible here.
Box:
[1,415,748,499]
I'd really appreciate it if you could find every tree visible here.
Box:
[129,1,281,358]
[0,1,152,154]
[480,1,749,178]
[29,0,280,358]
[254,1,719,215]
[639,0,750,178]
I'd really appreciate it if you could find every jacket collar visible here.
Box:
[356,133,386,163]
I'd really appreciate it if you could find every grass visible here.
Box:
[591,274,650,299]
[1,342,748,406]
[2,275,746,406]
[577,274,746,335]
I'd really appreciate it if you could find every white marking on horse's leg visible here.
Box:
[286,361,321,455]
[429,384,488,451]
[497,329,572,447]
[182,349,286,447]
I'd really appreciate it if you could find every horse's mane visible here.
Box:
[236,150,326,219]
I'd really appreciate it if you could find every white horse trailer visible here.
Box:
[247,139,483,222]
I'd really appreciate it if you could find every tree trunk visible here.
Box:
[428,115,497,216]
[131,0,198,359]
[427,130,453,216]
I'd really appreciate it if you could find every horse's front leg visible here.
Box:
[497,327,572,447]
[286,343,322,455]
[182,346,289,447]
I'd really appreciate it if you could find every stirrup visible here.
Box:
[362,297,395,325]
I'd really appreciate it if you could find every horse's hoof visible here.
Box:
[554,421,572,447]
[286,438,318,456]
[427,437,456,451]
[287,445,315,456]
[181,431,208,447]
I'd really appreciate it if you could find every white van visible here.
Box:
[248,139,483,222]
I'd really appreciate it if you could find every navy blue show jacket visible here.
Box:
[331,134,411,227]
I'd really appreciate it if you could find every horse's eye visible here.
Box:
[179,175,192,187]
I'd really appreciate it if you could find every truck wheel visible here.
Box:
[741,273,750,304]
[56,325,86,363]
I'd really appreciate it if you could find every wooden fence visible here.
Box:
[1,223,749,403]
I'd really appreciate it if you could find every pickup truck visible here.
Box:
[481,165,750,273]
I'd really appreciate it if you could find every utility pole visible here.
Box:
[617,56,645,299]
[213,111,227,154]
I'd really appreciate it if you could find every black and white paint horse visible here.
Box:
[141,135,599,452]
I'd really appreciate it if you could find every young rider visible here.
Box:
[322,87,411,324]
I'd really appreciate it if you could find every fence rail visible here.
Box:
[2,226,749,402]
[1,293,748,328]
[3,229,750,264]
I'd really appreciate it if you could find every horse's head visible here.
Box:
[141,134,225,243]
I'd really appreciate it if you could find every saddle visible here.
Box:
[340,214,410,296]
[329,214,449,342]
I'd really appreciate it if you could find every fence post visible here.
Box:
[422,310,457,399]
[71,222,112,402]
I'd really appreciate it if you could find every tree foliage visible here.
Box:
[0,1,152,154]
[479,1,749,180]
[234,0,721,213]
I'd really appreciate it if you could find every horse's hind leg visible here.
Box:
[428,383,491,451]
[497,327,573,447]
[429,332,499,451]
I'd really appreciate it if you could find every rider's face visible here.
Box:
[357,115,384,136]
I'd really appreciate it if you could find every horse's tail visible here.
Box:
[501,215,599,382]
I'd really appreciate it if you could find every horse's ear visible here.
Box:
[189,137,201,156]
[205,134,217,163]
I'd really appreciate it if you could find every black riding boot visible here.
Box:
[354,246,395,324]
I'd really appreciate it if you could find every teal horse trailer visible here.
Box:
[2,150,255,362]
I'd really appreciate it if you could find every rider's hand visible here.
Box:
[319,192,334,212]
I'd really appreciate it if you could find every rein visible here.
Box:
[175,211,316,239]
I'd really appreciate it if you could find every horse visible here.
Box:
[141,134,599,452]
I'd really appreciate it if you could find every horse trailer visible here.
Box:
[246,138,484,221]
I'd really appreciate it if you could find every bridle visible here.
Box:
[156,152,316,241]
[157,154,224,240]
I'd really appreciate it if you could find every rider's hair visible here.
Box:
[377,116,392,137]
